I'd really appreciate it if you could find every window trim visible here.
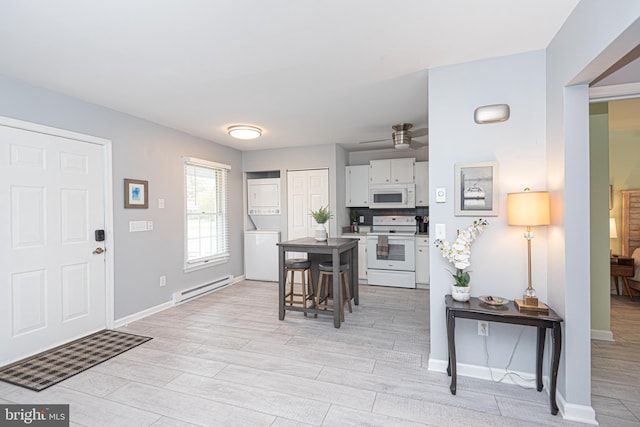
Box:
[183,157,231,272]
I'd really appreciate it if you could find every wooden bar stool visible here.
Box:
[316,261,352,321]
[284,258,316,317]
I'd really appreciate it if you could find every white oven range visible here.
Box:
[367,215,416,288]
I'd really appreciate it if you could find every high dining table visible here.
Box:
[277,237,359,328]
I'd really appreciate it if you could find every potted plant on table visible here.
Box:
[434,218,488,301]
[309,205,333,241]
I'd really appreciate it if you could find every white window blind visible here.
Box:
[184,157,230,270]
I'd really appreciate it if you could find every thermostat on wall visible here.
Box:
[436,187,446,203]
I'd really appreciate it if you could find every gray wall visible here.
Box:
[429,50,547,373]
[0,74,244,319]
[546,1,640,414]
[243,144,342,237]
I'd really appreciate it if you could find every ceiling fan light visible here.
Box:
[228,125,262,140]
[393,131,410,149]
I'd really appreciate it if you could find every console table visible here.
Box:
[445,295,563,415]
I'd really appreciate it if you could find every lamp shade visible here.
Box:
[507,190,550,226]
[610,217,618,238]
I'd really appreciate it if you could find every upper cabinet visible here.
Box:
[369,158,415,184]
[346,165,369,207]
[415,161,429,206]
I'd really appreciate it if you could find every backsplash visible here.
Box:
[348,207,429,226]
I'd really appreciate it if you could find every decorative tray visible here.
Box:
[479,295,510,306]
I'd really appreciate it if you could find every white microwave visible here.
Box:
[369,184,415,209]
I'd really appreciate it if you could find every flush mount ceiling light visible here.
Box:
[227,125,262,140]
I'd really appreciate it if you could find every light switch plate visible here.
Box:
[129,221,147,232]
[436,187,446,203]
[147,221,154,231]
[435,224,446,239]
[158,198,165,209]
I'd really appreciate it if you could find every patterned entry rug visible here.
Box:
[0,330,151,392]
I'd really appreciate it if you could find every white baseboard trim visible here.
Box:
[428,357,537,387]
[557,392,598,425]
[114,274,243,328]
[430,357,598,424]
[591,329,614,341]
[113,301,174,328]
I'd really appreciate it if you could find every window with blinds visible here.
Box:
[184,157,230,271]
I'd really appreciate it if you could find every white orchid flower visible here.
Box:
[433,219,489,284]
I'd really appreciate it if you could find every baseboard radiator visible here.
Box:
[172,274,233,305]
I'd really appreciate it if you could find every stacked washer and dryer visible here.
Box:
[244,178,281,282]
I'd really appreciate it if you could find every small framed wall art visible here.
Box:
[454,161,499,216]
[124,179,148,209]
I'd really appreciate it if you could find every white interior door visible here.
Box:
[287,169,328,258]
[306,169,329,235]
[0,124,107,365]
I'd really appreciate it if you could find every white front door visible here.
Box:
[0,123,108,365]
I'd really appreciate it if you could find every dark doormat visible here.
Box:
[0,330,151,392]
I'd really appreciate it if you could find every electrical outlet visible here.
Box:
[159,275,166,287]
[478,320,489,336]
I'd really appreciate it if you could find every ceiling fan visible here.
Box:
[359,123,428,150]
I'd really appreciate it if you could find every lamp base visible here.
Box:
[515,299,549,314]
[523,295,538,306]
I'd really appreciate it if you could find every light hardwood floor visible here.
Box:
[1,281,638,426]
[591,295,640,426]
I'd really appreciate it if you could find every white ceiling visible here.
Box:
[0,1,581,151]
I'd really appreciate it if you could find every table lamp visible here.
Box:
[610,218,617,257]
[507,188,550,311]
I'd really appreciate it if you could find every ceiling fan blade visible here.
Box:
[409,140,428,149]
[409,128,428,138]
[359,138,392,144]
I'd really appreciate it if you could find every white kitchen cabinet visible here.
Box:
[369,158,415,184]
[415,236,430,285]
[415,161,429,206]
[358,237,367,281]
[345,165,369,207]
[341,234,368,281]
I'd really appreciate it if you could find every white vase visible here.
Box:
[315,223,327,241]
[451,284,470,302]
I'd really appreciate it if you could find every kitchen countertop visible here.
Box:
[341,232,367,237]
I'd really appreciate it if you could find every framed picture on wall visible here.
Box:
[454,161,499,216]
[124,179,148,209]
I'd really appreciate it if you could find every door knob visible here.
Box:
[93,247,105,254]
